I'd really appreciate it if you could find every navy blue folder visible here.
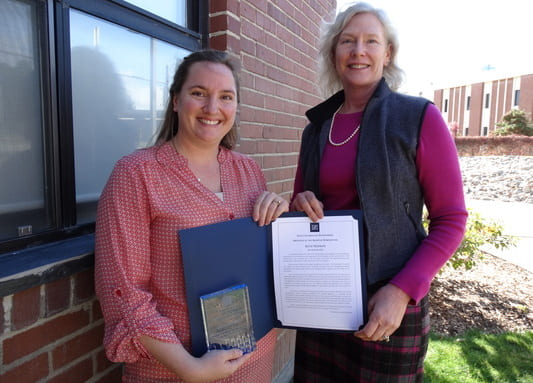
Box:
[179,211,366,357]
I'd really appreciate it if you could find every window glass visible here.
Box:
[0,0,52,240]
[124,0,187,26]
[70,9,189,223]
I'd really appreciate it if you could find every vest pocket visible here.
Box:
[403,202,426,241]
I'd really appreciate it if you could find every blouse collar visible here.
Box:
[155,141,231,168]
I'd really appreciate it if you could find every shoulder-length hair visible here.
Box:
[318,2,403,96]
[156,49,240,149]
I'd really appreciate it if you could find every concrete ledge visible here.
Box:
[272,357,294,383]
[0,234,94,297]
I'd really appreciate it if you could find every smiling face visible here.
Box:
[173,61,237,149]
[334,12,391,93]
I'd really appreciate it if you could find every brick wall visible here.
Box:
[209,0,333,199]
[1,270,121,382]
[1,1,335,382]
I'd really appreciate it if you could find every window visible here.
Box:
[444,99,448,113]
[485,93,490,108]
[124,0,187,26]
[482,126,488,136]
[0,0,53,241]
[464,127,469,136]
[0,0,204,252]
[70,10,189,223]
[466,96,471,111]
[514,89,520,106]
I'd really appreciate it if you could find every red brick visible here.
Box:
[209,34,227,51]
[267,2,287,24]
[267,182,283,194]
[264,125,300,140]
[239,124,264,139]
[240,2,257,23]
[209,33,241,54]
[45,277,71,317]
[250,0,268,13]
[240,36,256,55]
[240,89,264,108]
[3,309,90,364]
[277,0,296,17]
[52,324,104,369]
[240,107,271,125]
[93,300,103,321]
[282,180,296,193]
[257,10,276,34]
[258,140,277,153]
[267,67,290,87]
[282,154,299,167]
[239,71,254,89]
[241,18,263,42]
[94,365,123,383]
[236,139,257,154]
[224,34,241,54]
[209,13,228,31]
[96,349,113,373]
[256,45,276,66]
[242,55,266,76]
[47,357,93,383]
[294,8,312,30]
[73,269,95,304]
[0,297,4,334]
[11,285,41,330]
[263,155,283,168]
[0,353,49,383]
[210,0,240,15]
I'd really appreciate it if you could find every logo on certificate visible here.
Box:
[310,222,320,232]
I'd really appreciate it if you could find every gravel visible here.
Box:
[460,155,533,203]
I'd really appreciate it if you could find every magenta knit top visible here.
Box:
[293,103,468,302]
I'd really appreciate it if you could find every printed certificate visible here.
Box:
[272,215,365,330]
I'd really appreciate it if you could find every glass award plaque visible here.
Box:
[199,284,256,354]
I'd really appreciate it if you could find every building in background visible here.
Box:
[0,1,335,381]
[434,73,533,136]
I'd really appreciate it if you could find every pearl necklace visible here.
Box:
[328,104,361,146]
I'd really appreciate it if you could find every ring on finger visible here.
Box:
[381,335,390,342]
[273,199,282,205]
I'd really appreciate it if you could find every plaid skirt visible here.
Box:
[294,296,430,383]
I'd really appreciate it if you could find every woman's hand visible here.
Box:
[253,191,289,226]
[181,349,252,383]
[139,336,251,383]
[291,191,324,222]
[354,284,410,342]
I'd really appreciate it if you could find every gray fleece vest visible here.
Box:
[299,79,430,285]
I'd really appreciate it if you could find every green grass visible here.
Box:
[425,330,533,383]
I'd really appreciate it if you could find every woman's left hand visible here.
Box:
[354,283,411,342]
[253,191,289,226]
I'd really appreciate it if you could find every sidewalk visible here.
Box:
[466,199,533,273]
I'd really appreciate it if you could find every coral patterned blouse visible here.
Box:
[95,142,276,383]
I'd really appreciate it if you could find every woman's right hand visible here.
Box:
[139,336,251,383]
[182,349,252,383]
[291,191,324,222]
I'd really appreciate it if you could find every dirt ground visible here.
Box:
[429,253,533,336]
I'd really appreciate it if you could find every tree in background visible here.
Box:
[492,108,533,136]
